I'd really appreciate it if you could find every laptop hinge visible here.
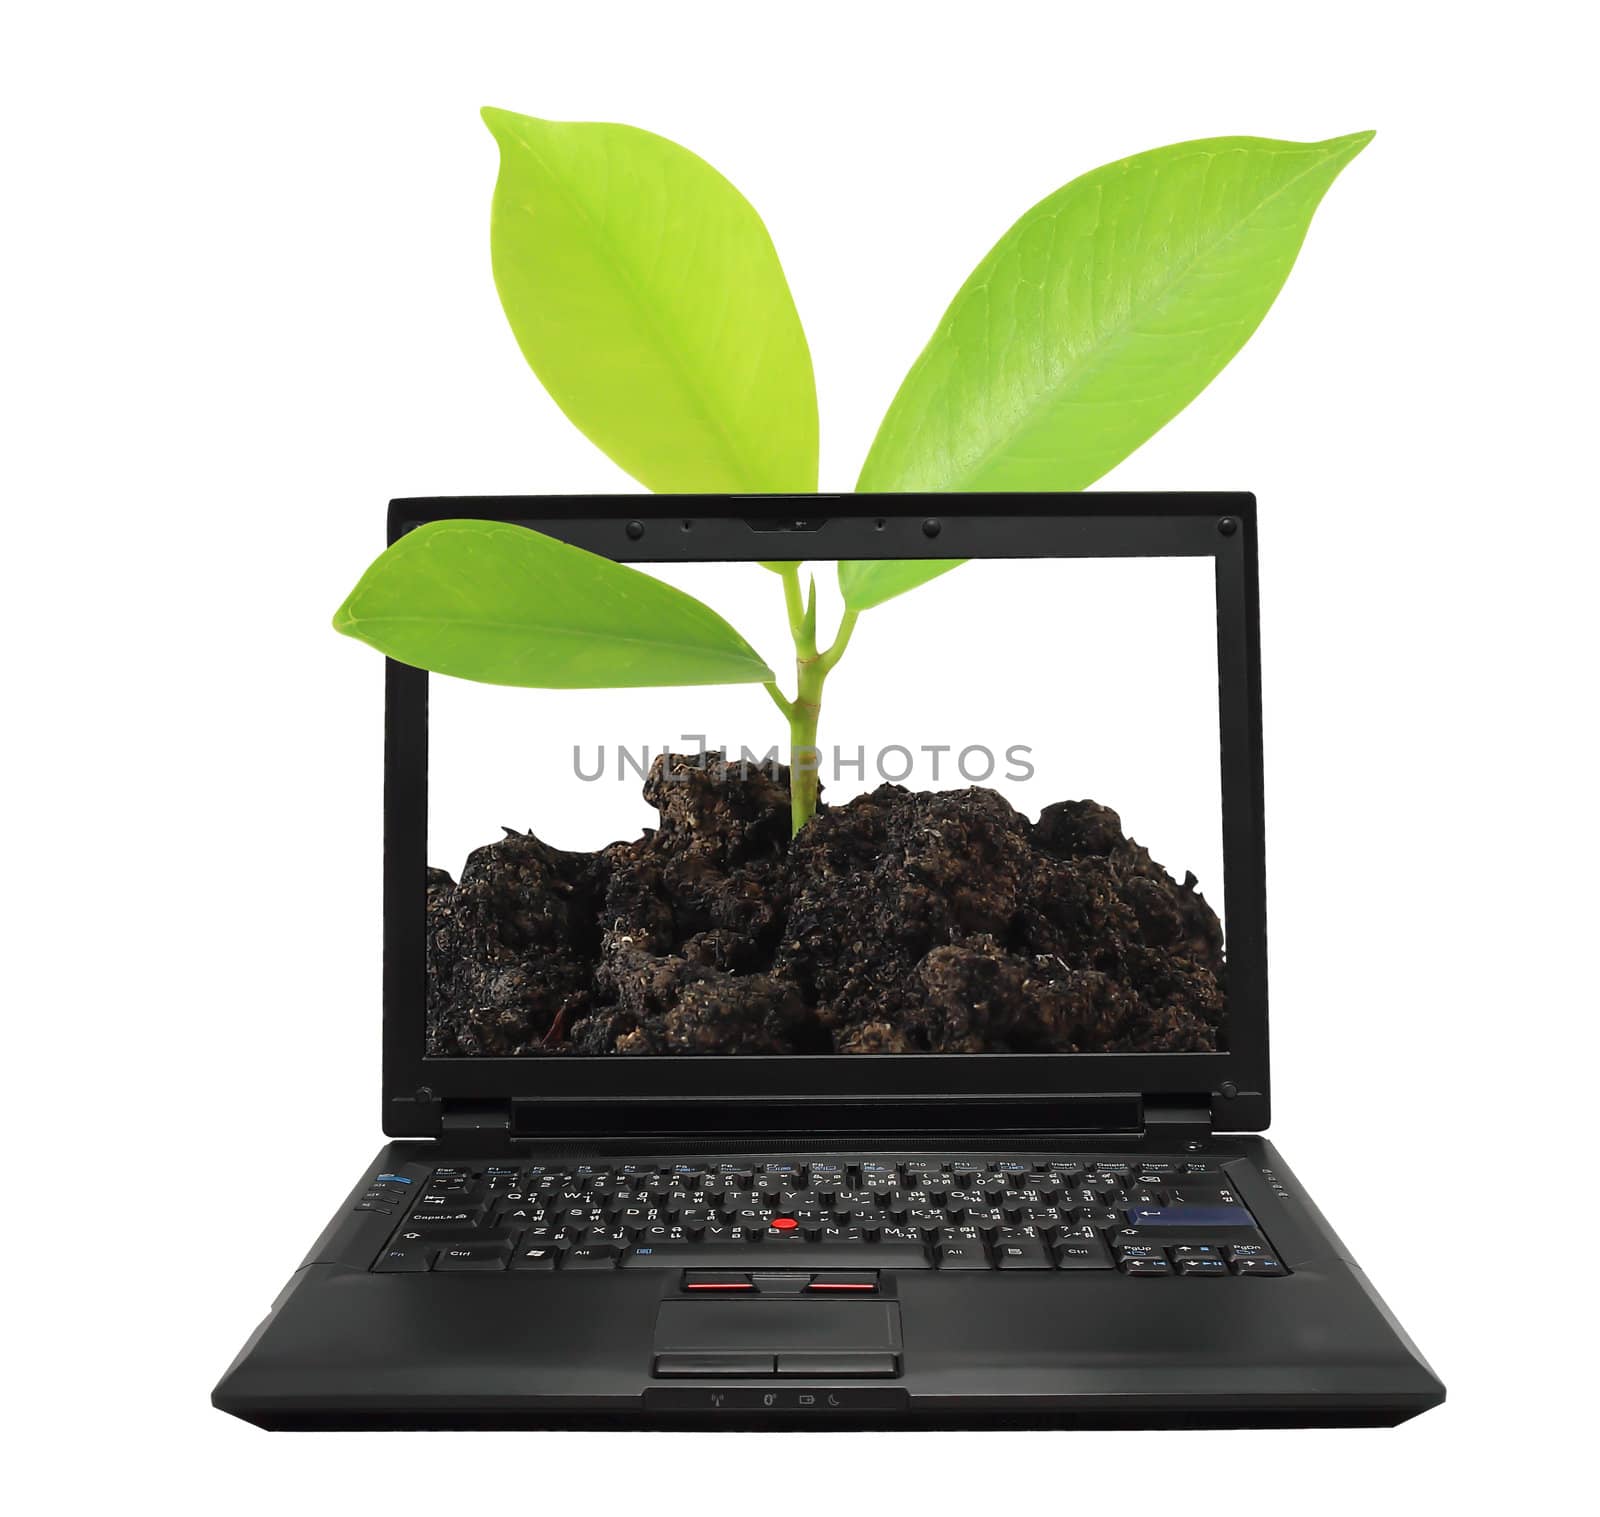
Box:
[1141,1095,1214,1147]
[502,1093,1143,1144]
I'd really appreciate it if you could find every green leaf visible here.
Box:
[838,557,965,612]
[482,107,818,494]
[333,520,775,689]
[844,131,1373,608]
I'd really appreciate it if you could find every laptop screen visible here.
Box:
[424,552,1226,1059]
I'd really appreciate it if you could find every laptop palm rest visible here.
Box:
[653,1300,902,1377]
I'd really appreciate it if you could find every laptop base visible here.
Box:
[214,1135,1443,1430]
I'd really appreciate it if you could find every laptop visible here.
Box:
[213,492,1444,1429]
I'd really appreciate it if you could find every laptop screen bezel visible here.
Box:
[380,494,1269,1132]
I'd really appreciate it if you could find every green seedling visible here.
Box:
[336,110,1373,833]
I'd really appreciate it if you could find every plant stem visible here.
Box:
[776,566,855,836]
[820,609,857,673]
[788,654,824,836]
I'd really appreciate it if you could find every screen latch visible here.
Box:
[440,1100,514,1144]
[1141,1095,1214,1148]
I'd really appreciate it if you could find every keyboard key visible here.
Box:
[1123,1205,1255,1229]
[373,1242,433,1272]
[936,1240,991,1269]
[510,1244,560,1270]
[1052,1237,1113,1269]
[1176,1258,1228,1275]
[1231,1257,1287,1276]
[406,1210,487,1229]
[622,1243,932,1269]
[562,1245,621,1269]
[1120,1257,1172,1276]
[434,1241,511,1271]
[994,1240,1052,1269]
[1115,1242,1166,1261]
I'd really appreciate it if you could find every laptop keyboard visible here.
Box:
[365,1156,1288,1276]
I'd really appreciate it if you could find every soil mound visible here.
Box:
[426,754,1225,1057]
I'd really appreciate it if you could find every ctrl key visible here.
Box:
[433,1241,512,1271]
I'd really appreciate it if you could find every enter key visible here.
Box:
[1122,1204,1256,1229]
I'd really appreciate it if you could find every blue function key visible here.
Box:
[1123,1204,1255,1229]
[375,1174,413,1184]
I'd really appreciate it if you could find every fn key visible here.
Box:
[373,1243,432,1273]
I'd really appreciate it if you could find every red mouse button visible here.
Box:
[807,1271,879,1292]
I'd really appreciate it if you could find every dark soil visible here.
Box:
[426,754,1225,1057]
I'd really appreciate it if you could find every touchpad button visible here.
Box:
[652,1299,901,1376]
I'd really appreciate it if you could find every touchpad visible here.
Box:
[653,1300,902,1377]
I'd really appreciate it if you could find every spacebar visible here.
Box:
[621,1244,933,1269]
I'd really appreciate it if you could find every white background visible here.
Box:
[5,0,1595,1508]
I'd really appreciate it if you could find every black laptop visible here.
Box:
[213,493,1444,1429]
